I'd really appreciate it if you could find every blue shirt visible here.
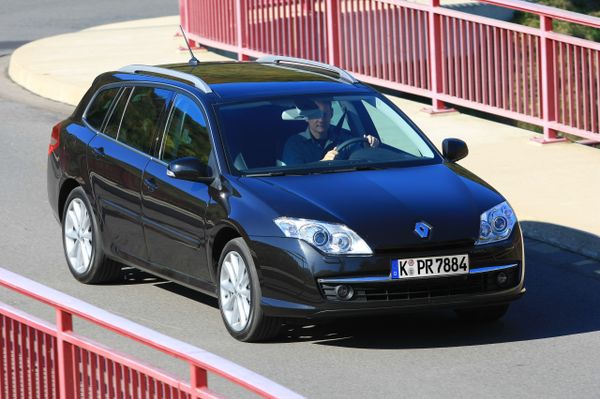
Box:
[282,127,354,166]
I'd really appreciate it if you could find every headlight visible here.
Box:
[274,217,373,255]
[475,201,517,245]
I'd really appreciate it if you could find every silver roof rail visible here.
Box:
[257,56,358,84]
[118,64,212,93]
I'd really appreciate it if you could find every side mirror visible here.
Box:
[167,157,214,184]
[442,138,468,162]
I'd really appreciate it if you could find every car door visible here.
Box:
[87,85,173,263]
[141,93,212,283]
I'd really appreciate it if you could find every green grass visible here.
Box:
[513,0,600,42]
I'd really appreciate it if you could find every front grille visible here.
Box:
[373,240,474,255]
[320,267,519,302]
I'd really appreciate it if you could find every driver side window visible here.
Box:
[160,95,211,164]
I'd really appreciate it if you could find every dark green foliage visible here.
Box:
[513,0,600,42]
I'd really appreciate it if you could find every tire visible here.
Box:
[61,187,121,284]
[455,304,509,323]
[217,238,281,342]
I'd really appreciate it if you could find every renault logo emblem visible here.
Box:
[414,222,432,239]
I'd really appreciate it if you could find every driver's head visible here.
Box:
[304,100,333,139]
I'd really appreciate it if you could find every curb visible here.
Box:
[7,16,228,106]
[521,222,600,261]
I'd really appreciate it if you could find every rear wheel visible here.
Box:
[62,187,121,284]
[217,238,280,342]
[455,304,509,323]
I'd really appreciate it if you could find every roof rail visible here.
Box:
[118,64,212,93]
[257,56,358,84]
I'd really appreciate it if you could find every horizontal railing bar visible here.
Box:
[478,0,600,29]
[0,301,58,337]
[546,31,600,53]
[435,92,545,124]
[186,33,261,59]
[548,122,600,140]
[376,0,430,13]
[0,268,305,399]
[432,5,542,36]
[355,73,433,98]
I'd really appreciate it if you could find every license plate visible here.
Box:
[391,254,469,279]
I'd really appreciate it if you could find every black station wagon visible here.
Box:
[47,57,525,341]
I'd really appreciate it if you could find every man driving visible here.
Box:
[281,99,379,166]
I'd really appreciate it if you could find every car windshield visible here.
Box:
[216,94,440,175]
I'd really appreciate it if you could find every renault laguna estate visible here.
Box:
[47,56,525,341]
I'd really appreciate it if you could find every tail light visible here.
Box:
[48,122,61,155]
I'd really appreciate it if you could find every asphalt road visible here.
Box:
[0,0,178,52]
[2,55,600,398]
[1,3,600,398]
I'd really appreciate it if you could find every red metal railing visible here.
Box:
[0,268,304,399]
[180,0,600,143]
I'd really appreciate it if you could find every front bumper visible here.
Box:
[249,225,525,319]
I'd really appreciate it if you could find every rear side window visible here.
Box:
[84,87,121,131]
[116,86,172,153]
[104,87,133,139]
[160,95,211,164]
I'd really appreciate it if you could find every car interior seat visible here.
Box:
[220,105,305,171]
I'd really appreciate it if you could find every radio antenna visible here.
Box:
[179,25,200,66]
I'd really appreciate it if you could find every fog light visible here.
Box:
[335,284,354,300]
[496,271,509,287]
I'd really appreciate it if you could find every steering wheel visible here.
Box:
[334,136,369,153]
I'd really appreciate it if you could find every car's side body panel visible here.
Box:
[141,159,211,281]
[87,134,150,262]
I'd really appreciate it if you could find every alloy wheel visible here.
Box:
[64,198,93,274]
[219,251,252,332]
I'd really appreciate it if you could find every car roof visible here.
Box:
[113,61,373,102]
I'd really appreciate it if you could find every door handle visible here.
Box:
[91,146,105,159]
[143,178,159,193]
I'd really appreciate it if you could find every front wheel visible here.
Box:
[62,187,121,284]
[217,238,281,342]
[455,304,509,323]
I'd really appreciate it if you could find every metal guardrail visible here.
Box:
[179,0,600,144]
[0,268,305,399]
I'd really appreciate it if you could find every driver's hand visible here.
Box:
[321,148,338,161]
[364,135,380,147]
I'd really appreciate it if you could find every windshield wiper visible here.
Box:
[244,165,384,177]
[244,171,289,177]
[310,165,385,174]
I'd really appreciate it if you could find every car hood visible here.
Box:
[235,163,505,250]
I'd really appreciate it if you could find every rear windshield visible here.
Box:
[216,94,440,176]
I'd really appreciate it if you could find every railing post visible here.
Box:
[326,0,341,66]
[179,0,186,32]
[190,364,208,399]
[236,0,250,60]
[56,309,76,399]
[0,316,4,397]
[180,0,198,48]
[424,0,455,114]
[533,15,566,143]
